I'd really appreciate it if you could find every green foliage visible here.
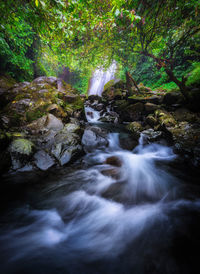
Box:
[0,0,199,93]
[186,62,200,86]
[0,7,35,80]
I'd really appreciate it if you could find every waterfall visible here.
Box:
[88,61,117,96]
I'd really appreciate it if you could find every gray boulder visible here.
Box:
[82,126,108,152]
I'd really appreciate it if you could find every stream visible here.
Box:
[0,107,200,274]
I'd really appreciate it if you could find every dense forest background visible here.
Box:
[0,0,199,94]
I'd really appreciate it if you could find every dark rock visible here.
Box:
[105,156,122,167]
[101,168,120,179]
[166,122,200,167]
[162,92,184,106]
[123,102,144,121]
[95,103,104,111]
[0,150,11,174]
[127,95,160,105]
[187,88,200,111]
[146,115,158,127]
[145,102,160,113]
[88,95,102,102]
[119,134,138,150]
[173,108,199,123]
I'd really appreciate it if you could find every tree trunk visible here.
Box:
[165,69,188,99]
[141,51,189,99]
[126,71,140,94]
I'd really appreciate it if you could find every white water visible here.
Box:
[0,132,200,273]
[85,106,101,123]
[88,61,117,96]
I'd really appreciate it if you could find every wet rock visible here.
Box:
[121,102,144,121]
[27,114,64,134]
[162,91,184,106]
[126,122,143,140]
[88,95,102,103]
[166,122,200,167]
[101,168,120,179]
[141,129,163,143]
[10,138,34,156]
[34,150,55,171]
[95,103,104,111]
[51,144,77,166]
[105,156,122,167]
[119,134,138,150]
[82,126,108,152]
[99,111,119,123]
[145,102,160,113]
[51,122,82,165]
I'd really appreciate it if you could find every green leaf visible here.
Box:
[35,0,39,7]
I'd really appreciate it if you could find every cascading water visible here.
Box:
[0,127,200,274]
[85,106,101,123]
[88,61,117,96]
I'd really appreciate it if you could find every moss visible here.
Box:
[103,79,115,91]
[10,138,34,155]
[26,109,45,122]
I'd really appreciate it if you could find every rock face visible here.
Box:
[51,123,82,166]
[34,150,55,171]
[82,126,108,152]
[0,75,84,129]
[27,114,64,134]
[0,75,86,173]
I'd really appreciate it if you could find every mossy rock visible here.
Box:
[26,109,45,123]
[155,109,177,127]
[0,75,16,90]
[126,122,143,140]
[146,115,158,127]
[10,138,34,155]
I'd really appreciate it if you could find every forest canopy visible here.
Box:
[0,0,199,93]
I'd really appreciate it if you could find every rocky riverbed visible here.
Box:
[0,75,200,176]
